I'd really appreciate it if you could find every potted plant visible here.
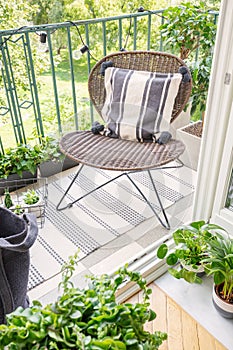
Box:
[0,144,43,194]
[202,232,233,318]
[4,188,13,209]
[12,204,25,216]
[0,144,42,179]
[156,221,222,284]
[39,135,77,177]
[0,253,167,348]
[38,135,64,177]
[22,189,42,218]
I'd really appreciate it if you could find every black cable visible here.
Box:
[66,20,98,62]
[121,15,132,51]
[137,7,166,19]
[121,8,167,51]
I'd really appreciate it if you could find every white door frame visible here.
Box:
[193,0,233,230]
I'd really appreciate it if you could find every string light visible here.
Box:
[73,44,89,60]
[37,32,48,53]
[66,20,97,62]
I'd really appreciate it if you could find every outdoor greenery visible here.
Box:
[0,252,167,349]
[160,1,217,116]
[0,0,220,148]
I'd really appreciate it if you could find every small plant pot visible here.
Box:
[62,156,78,171]
[11,204,25,217]
[39,160,63,177]
[180,261,205,277]
[212,284,233,319]
[176,121,202,171]
[25,197,43,218]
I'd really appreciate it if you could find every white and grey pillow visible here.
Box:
[101,67,182,142]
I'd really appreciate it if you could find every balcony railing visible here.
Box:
[0,9,218,153]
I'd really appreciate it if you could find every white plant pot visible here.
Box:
[176,121,202,171]
[212,284,233,319]
[170,101,192,138]
[24,196,43,218]
[181,261,205,277]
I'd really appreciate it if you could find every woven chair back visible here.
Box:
[88,50,192,124]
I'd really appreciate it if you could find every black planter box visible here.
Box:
[39,157,78,178]
[0,171,37,195]
[62,156,78,171]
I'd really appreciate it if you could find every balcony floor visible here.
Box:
[28,162,197,303]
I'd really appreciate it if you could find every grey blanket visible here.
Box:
[0,207,38,324]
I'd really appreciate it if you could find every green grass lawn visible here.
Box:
[0,51,94,149]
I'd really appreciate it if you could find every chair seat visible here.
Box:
[60,131,185,171]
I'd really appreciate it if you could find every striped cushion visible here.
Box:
[101,67,182,142]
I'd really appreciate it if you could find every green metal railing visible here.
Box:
[0,9,219,153]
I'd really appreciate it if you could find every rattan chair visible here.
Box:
[56,51,192,229]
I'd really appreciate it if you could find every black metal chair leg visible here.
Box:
[56,165,125,211]
[126,173,170,230]
[57,164,172,230]
[56,164,84,211]
[147,169,170,230]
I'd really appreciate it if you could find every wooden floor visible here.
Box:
[126,283,227,350]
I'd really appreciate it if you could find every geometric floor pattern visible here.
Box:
[29,163,195,290]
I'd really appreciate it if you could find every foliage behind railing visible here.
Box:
[0,8,218,153]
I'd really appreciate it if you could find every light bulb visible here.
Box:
[38,32,48,53]
[38,42,48,53]
[73,49,82,60]
[72,45,88,60]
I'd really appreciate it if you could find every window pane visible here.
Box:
[225,169,233,210]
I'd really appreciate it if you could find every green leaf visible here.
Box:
[70,310,82,319]
[214,271,225,285]
[125,338,138,346]
[157,244,168,259]
[168,268,181,279]
[28,314,41,324]
[148,309,157,321]
[166,253,178,266]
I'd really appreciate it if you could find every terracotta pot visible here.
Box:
[212,284,233,318]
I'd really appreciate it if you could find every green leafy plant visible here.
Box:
[0,252,167,349]
[13,204,25,215]
[23,189,40,205]
[203,232,233,303]
[0,144,43,179]
[160,2,217,116]
[157,221,223,284]
[39,135,65,163]
[4,188,13,209]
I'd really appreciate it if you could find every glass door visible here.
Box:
[225,169,233,210]
[192,0,233,234]
[211,102,233,233]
